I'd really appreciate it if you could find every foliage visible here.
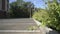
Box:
[47,0,60,31]
[33,0,60,32]
[33,9,49,26]
[27,25,39,30]
[9,1,34,18]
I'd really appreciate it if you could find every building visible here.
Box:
[0,0,9,18]
[0,0,9,11]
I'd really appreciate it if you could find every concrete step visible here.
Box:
[0,18,37,30]
[0,18,41,34]
[0,32,40,34]
[0,23,37,30]
[0,18,35,23]
[0,30,40,34]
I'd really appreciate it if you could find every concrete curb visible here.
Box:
[0,30,40,32]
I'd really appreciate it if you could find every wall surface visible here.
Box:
[0,0,8,11]
[5,0,9,11]
[0,0,2,10]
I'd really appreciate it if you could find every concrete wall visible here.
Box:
[0,0,8,18]
[0,0,2,10]
[5,0,9,11]
[5,0,7,11]
[0,0,8,11]
[3,0,8,11]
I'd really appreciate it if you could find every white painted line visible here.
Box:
[0,30,40,32]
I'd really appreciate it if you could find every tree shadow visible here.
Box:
[46,30,59,34]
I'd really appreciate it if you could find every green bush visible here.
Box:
[9,2,34,18]
[27,25,38,30]
[33,9,60,32]
[33,10,49,26]
[33,0,60,32]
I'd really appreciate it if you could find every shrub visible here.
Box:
[33,9,60,32]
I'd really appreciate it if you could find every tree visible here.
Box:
[46,0,60,32]
[33,0,60,32]
[9,1,35,18]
